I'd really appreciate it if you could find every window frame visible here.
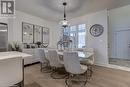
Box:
[63,24,86,48]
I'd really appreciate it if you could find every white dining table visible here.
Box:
[58,51,93,59]
[44,49,94,61]
[0,51,32,60]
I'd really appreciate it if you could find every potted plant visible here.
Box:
[8,42,22,52]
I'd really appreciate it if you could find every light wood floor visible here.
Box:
[24,64,130,87]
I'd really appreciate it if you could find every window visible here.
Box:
[70,26,77,48]
[78,24,86,48]
[63,24,86,48]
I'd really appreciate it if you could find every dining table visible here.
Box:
[44,49,94,64]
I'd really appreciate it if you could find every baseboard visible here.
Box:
[24,62,40,67]
[105,64,130,72]
[95,63,130,72]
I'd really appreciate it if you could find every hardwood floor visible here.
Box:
[24,64,130,87]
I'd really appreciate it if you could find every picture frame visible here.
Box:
[42,27,49,47]
[22,22,50,47]
[22,22,34,43]
[34,25,42,43]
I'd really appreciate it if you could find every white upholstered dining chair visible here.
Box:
[35,48,51,73]
[63,52,88,86]
[48,50,67,79]
[0,57,24,87]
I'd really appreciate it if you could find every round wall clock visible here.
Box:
[90,24,104,37]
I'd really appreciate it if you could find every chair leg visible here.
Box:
[65,75,69,86]
[65,74,73,86]
[65,73,88,87]
[41,63,52,73]
[50,67,69,79]
[90,67,93,77]
[84,71,88,85]
[88,65,93,78]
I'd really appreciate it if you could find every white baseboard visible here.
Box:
[95,63,130,72]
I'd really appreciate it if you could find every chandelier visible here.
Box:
[60,2,69,28]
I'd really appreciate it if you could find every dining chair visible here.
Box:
[0,57,24,87]
[82,48,95,77]
[48,50,67,79]
[63,52,88,86]
[35,48,51,73]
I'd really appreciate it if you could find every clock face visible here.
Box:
[90,24,104,37]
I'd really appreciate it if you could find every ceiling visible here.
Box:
[16,0,130,22]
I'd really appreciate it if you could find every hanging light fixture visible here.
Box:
[60,2,69,28]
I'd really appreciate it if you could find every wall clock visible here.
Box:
[90,24,104,37]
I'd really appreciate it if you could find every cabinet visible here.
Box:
[22,49,40,65]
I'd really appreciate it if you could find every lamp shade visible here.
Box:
[60,19,69,28]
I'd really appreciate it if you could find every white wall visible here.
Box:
[66,10,109,66]
[109,5,130,58]
[7,11,58,47]
[0,18,8,23]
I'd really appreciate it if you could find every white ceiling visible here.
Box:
[16,0,130,22]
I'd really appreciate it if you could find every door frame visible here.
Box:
[114,28,130,58]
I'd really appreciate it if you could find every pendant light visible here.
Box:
[60,2,69,28]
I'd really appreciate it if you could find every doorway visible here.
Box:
[109,29,130,67]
